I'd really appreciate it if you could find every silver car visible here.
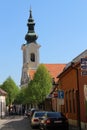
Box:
[30,111,46,128]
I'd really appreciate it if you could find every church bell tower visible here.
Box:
[21,9,41,86]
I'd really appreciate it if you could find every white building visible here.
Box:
[0,88,7,118]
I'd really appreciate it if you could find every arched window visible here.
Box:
[30,53,35,62]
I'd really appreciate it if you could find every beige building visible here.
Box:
[0,88,7,118]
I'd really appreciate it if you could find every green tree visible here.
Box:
[19,64,52,107]
[14,87,26,105]
[1,76,19,106]
[27,64,52,104]
[25,80,39,105]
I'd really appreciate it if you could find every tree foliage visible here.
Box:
[25,64,52,104]
[1,76,19,106]
[13,64,52,106]
[14,87,26,105]
[25,80,39,104]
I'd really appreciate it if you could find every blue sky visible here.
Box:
[0,0,87,85]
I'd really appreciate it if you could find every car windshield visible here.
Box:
[35,112,45,117]
[47,112,62,118]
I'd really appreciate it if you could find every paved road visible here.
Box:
[0,115,81,130]
[0,115,36,130]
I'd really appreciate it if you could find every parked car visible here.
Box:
[30,111,46,128]
[30,108,39,117]
[39,111,69,130]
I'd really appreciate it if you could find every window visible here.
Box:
[30,53,35,62]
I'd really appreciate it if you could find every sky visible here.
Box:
[0,0,87,86]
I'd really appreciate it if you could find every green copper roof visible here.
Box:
[25,9,38,43]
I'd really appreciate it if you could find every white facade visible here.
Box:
[21,42,41,86]
[0,95,6,118]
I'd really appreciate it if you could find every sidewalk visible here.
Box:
[0,115,24,127]
[0,117,9,129]
[69,125,86,130]
[0,115,30,130]
[69,125,79,130]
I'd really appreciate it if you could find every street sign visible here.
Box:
[81,58,87,76]
[81,71,87,76]
[58,90,64,99]
[81,58,87,70]
[81,58,87,64]
[81,66,87,70]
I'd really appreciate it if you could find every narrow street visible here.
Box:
[0,115,36,130]
[0,115,79,130]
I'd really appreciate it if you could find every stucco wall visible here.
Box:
[0,96,6,118]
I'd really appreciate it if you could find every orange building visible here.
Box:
[58,50,87,129]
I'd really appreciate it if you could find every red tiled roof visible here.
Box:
[44,64,66,82]
[29,64,66,82]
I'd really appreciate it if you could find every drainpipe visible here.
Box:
[71,62,81,130]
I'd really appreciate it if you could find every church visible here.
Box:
[20,9,65,87]
[20,9,87,129]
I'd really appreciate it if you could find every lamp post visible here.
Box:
[71,62,81,130]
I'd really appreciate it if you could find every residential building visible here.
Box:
[0,88,7,118]
[58,50,87,130]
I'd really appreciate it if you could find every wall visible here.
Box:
[0,96,6,118]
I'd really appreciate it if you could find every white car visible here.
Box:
[30,111,46,128]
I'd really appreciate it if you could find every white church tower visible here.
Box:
[21,9,41,86]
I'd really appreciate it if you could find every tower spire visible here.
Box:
[25,8,38,43]
[29,6,32,18]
